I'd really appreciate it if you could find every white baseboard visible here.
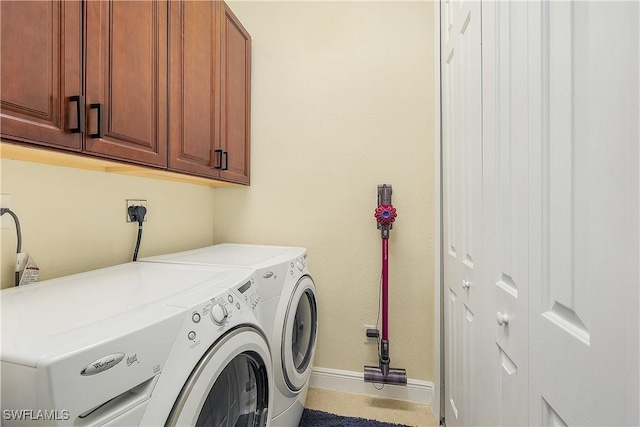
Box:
[309,367,434,404]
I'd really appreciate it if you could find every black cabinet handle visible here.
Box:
[69,95,85,133]
[222,151,228,171]
[90,103,104,138]
[214,149,223,169]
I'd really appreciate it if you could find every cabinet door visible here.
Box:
[84,0,168,167]
[218,2,251,185]
[168,0,220,178]
[0,1,82,151]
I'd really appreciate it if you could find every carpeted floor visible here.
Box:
[298,409,410,427]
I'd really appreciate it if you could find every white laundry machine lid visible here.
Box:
[1,262,252,367]
[140,243,306,268]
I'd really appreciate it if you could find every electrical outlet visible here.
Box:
[126,199,147,222]
[364,324,377,344]
[1,194,12,229]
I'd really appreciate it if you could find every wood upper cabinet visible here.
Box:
[218,2,251,185]
[0,1,83,151]
[168,0,251,184]
[168,0,219,177]
[1,0,250,184]
[84,1,168,167]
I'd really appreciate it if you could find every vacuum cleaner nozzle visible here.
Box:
[364,365,408,386]
[364,339,407,386]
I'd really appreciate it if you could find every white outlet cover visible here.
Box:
[364,324,377,343]
[126,199,148,222]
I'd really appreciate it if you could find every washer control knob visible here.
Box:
[188,331,196,341]
[296,260,304,271]
[192,312,201,323]
[211,303,229,326]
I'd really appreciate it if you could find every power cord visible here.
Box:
[128,206,147,261]
[1,208,22,286]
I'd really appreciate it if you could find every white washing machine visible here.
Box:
[141,243,318,427]
[1,261,273,427]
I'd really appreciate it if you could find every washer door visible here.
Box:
[166,327,271,427]
[282,275,318,391]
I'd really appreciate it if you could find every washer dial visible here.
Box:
[210,302,229,326]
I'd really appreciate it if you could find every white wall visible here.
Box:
[215,1,437,382]
[0,158,216,287]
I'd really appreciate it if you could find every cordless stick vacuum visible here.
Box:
[364,184,408,386]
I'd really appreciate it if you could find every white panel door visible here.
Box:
[481,1,531,425]
[441,0,483,425]
[442,1,639,426]
[528,2,639,426]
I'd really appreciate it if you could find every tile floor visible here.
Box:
[304,388,436,427]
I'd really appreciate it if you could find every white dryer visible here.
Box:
[1,262,273,427]
[141,243,318,427]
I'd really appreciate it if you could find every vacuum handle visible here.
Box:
[377,184,392,206]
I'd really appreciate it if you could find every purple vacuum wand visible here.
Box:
[374,185,396,376]
[364,185,406,385]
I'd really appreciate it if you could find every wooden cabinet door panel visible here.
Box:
[85,0,168,167]
[168,0,219,178]
[0,0,82,151]
[219,2,251,184]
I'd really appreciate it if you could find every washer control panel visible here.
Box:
[236,278,261,311]
[290,255,308,276]
[186,292,241,345]
[182,278,261,350]
[297,255,306,271]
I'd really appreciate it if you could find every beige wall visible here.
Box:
[216,1,437,382]
[0,158,216,287]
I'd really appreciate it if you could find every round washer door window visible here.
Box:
[166,327,271,427]
[282,276,318,391]
[195,352,267,427]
